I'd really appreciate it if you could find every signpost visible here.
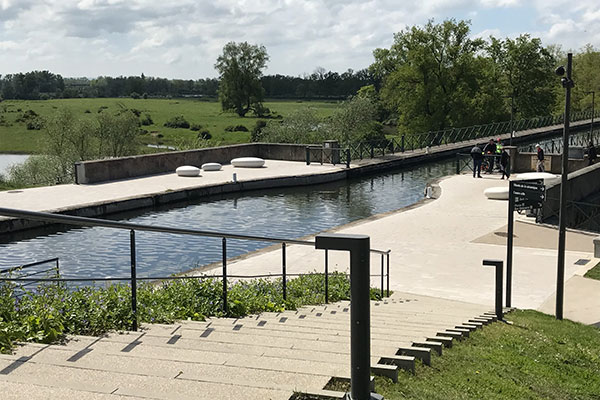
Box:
[506,179,545,307]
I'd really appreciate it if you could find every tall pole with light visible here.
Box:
[585,91,595,143]
[555,53,574,320]
[510,95,515,146]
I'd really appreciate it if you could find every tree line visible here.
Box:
[0,70,374,101]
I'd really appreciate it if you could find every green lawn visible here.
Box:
[374,310,600,400]
[0,98,341,154]
[584,262,600,281]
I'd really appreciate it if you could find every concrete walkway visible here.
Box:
[208,173,598,316]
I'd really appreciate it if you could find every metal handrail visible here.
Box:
[0,207,392,331]
[0,257,59,275]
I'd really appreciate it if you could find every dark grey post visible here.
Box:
[346,148,351,169]
[222,238,228,314]
[483,259,503,321]
[282,242,287,301]
[557,53,574,320]
[316,234,377,400]
[401,135,405,152]
[130,230,138,332]
[506,181,514,307]
[380,254,384,298]
[55,258,60,278]
[456,154,460,175]
[306,147,311,165]
[386,252,390,297]
[325,249,329,304]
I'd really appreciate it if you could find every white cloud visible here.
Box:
[0,0,599,79]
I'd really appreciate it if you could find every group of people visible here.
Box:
[470,138,511,179]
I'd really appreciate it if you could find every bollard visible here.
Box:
[483,259,503,321]
[130,230,138,332]
[316,234,381,400]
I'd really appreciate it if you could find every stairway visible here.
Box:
[0,292,494,399]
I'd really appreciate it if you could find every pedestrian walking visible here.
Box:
[500,147,510,179]
[470,144,483,178]
[536,144,545,172]
[588,141,597,165]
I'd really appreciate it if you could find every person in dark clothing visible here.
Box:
[470,145,483,178]
[483,139,496,174]
[536,144,545,172]
[588,141,597,165]
[500,148,510,179]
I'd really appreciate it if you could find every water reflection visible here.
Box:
[0,159,456,280]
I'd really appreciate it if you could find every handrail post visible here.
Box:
[282,242,287,301]
[456,153,460,174]
[305,146,310,165]
[316,234,373,400]
[380,253,384,298]
[483,259,503,321]
[324,249,329,304]
[130,230,138,332]
[346,148,351,169]
[386,251,390,297]
[222,237,228,314]
[55,258,60,279]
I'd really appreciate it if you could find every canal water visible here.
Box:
[0,154,29,177]
[0,160,456,281]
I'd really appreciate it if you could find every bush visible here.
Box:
[251,120,267,142]
[164,115,190,129]
[190,124,203,131]
[198,129,212,140]
[224,125,249,132]
[140,113,153,126]
[130,92,140,99]
[26,118,43,130]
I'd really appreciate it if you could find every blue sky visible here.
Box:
[0,1,598,79]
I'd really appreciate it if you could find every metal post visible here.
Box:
[510,95,515,146]
[380,254,384,298]
[483,259,503,321]
[346,148,351,169]
[282,242,287,301]
[325,249,329,304]
[316,234,375,400]
[401,135,405,152]
[306,147,310,165]
[222,237,228,314]
[386,252,390,297]
[130,230,138,332]
[456,154,460,175]
[506,182,514,307]
[556,53,574,320]
[55,258,60,278]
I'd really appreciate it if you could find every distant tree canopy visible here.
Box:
[214,41,269,117]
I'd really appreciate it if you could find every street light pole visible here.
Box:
[555,53,575,321]
[510,95,515,146]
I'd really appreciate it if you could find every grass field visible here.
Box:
[372,310,600,400]
[584,261,600,280]
[0,98,341,154]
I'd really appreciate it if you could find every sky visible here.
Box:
[1,0,599,80]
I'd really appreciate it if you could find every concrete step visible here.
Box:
[1,344,332,393]
[0,380,147,400]
[0,356,292,400]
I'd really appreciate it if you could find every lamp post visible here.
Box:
[584,91,595,143]
[555,53,575,320]
[504,95,515,146]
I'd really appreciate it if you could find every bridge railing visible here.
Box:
[0,207,391,332]
[345,110,600,161]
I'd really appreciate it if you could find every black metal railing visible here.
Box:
[343,111,600,162]
[518,129,600,154]
[541,198,600,233]
[0,207,391,331]
[0,257,59,297]
[305,145,351,168]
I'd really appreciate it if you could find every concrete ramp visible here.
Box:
[0,292,492,399]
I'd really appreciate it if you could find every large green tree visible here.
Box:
[371,19,487,134]
[487,34,556,119]
[215,41,269,117]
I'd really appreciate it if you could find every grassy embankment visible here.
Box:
[584,261,600,280]
[0,98,340,154]
[322,310,600,399]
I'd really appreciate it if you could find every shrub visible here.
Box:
[190,124,202,131]
[251,120,267,142]
[140,114,153,126]
[26,118,43,130]
[225,125,249,132]
[130,92,140,99]
[164,115,190,129]
[198,129,212,140]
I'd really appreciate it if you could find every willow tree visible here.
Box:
[215,41,269,117]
